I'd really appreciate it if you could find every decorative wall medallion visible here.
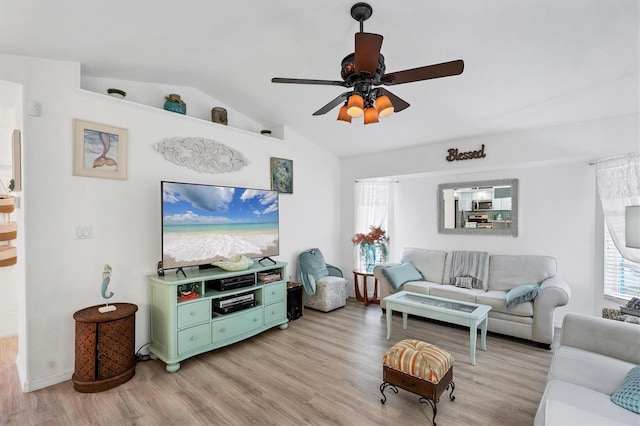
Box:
[446,144,487,162]
[154,137,250,174]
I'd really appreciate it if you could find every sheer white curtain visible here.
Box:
[353,180,395,269]
[596,152,640,263]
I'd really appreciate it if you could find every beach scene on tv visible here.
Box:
[162,182,279,269]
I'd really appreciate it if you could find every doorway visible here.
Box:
[0,80,21,338]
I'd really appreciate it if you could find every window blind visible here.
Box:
[604,220,640,300]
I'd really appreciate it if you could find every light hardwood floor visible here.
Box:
[0,299,557,425]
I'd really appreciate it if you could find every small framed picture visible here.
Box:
[73,119,127,180]
[270,157,293,194]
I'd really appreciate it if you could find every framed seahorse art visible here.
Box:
[270,157,293,194]
[73,119,127,180]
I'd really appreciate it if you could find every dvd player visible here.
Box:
[214,291,254,308]
[206,273,255,291]
[212,300,257,315]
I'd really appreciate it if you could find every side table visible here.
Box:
[353,270,380,306]
[72,303,138,392]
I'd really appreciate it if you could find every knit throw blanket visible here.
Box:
[449,251,488,289]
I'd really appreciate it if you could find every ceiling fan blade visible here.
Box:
[354,32,383,75]
[381,60,464,86]
[272,77,348,87]
[379,88,410,113]
[312,92,351,116]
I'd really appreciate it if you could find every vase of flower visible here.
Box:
[352,226,390,272]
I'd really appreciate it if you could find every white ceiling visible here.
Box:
[0,0,638,157]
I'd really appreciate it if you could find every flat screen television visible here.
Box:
[161,181,279,271]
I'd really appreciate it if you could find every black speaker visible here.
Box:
[287,283,303,321]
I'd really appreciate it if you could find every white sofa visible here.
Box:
[534,313,640,425]
[373,248,571,347]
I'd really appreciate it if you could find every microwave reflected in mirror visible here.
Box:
[438,178,518,237]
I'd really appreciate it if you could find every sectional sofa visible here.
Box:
[534,312,640,425]
[373,248,571,347]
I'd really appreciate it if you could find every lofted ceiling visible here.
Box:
[0,0,638,157]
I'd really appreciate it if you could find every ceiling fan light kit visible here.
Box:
[347,93,364,117]
[375,95,394,117]
[271,2,464,126]
[337,105,352,123]
[363,106,379,125]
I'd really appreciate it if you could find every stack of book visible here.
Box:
[257,271,281,283]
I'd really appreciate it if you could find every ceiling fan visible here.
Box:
[271,2,464,124]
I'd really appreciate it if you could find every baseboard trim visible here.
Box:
[22,369,73,392]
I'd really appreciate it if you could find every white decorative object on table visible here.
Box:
[154,137,250,174]
[212,254,253,271]
[98,264,117,313]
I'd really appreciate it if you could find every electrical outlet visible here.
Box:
[75,226,92,239]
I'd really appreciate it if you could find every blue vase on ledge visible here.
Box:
[164,94,186,115]
[364,244,377,273]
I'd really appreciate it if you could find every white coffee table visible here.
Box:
[384,291,491,365]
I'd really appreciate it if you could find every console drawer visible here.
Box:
[177,299,210,329]
[213,309,263,342]
[264,282,286,305]
[265,301,286,325]
[177,323,211,355]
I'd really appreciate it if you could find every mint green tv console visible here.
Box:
[148,262,288,372]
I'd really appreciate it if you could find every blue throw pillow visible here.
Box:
[382,262,423,290]
[505,284,539,309]
[611,365,640,414]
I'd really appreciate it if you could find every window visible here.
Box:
[604,220,640,300]
[353,180,394,270]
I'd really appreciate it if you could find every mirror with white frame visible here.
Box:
[438,178,518,236]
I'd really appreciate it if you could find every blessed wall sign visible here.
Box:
[446,144,486,162]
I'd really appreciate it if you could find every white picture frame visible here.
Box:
[73,119,127,180]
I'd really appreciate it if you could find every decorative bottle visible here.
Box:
[164,94,186,115]
[211,107,228,125]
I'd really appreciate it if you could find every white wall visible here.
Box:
[0,53,343,391]
[390,163,595,320]
[339,115,639,321]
